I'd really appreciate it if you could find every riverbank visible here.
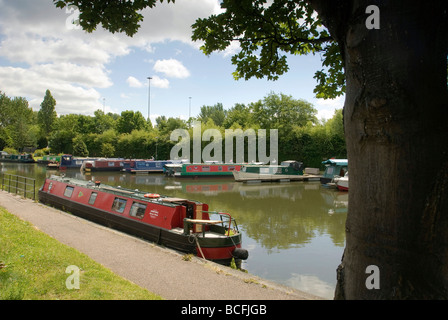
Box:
[0,190,324,300]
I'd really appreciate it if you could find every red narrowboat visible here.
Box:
[38,175,248,266]
[81,159,131,172]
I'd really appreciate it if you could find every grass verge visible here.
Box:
[0,207,162,300]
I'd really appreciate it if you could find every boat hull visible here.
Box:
[335,177,349,191]
[233,171,309,182]
[176,164,243,178]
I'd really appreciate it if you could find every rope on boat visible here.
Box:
[189,234,206,260]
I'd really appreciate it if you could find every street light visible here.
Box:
[155,136,158,160]
[189,96,192,128]
[147,77,152,123]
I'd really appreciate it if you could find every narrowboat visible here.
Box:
[81,159,129,172]
[125,160,173,174]
[58,155,98,170]
[233,161,320,182]
[38,175,249,266]
[37,155,61,165]
[174,163,244,178]
[320,159,348,185]
[0,153,35,163]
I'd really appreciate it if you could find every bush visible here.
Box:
[2,147,18,155]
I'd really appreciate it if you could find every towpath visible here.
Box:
[0,190,323,301]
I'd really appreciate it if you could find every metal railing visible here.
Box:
[0,173,36,200]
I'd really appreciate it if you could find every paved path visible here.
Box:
[0,191,323,300]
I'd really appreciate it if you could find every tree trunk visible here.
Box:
[311,0,448,299]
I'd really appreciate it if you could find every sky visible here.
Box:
[0,0,344,124]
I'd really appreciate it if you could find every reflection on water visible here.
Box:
[0,162,347,299]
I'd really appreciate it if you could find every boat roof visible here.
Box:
[46,175,196,206]
[322,159,348,165]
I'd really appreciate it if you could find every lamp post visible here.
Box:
[189,96,192,128]
[155,136,158,160]
[147,77,152,123]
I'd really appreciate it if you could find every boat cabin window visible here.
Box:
[130,202,146,219]
[202,166,210,171]
[64,186,74,198]
[88,192,98,205]
[112,197,127,213]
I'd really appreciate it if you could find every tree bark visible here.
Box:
[310,0,448,299]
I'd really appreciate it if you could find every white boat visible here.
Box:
[233,161,321,182]
[334,171,349,191]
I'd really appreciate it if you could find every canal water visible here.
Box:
[1,162,347,299]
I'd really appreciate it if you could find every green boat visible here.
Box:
[233,161,320,182]
[36,154,62,165]
[0,153,35,163]
[320,159,348,185]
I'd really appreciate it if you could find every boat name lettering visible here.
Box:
[150,209,159,219]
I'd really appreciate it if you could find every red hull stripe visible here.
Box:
[197,245,241,260]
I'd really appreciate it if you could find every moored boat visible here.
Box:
[175,162,244,178]
[125,160,173,174]
[320,159,348,186]
[37,154,61,165]
[38,175,248,266]
[81,159,129,172]
[0,153,35,163]
[58,155,98,170]
[334,171,349,191]
[233,161,320,182]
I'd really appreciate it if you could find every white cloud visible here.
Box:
[0,65,103,115]
[0,0,220,115]
[312,96,345,121]
[150,76,170,89]
[127,76,145,88]
[153,59,190,79]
